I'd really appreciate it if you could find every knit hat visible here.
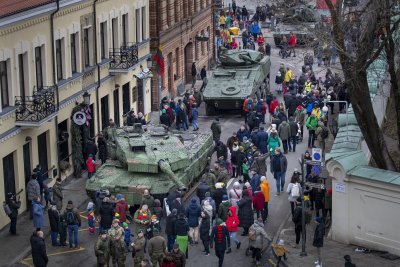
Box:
[87,202,94,210]
[162,109,166,114]
[114,213,120,218]
[103,197,110,203]
[315,217,323,223]
[222,195,228,201]
[151,215,158,221]
[68,200,73,204]
[122,222,128,228]
[216,218,223,225]
[116,194,123,201]
[297,105,303,110]
[278,239,285,245]
[260,176,266,182]
[205,191,211,197]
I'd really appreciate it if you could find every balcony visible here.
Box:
[109,43,139,72]
[15,86,58,127]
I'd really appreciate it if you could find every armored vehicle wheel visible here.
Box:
[205,103,216,116]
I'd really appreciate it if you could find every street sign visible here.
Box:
[312,148,322,162]
[72,111,86,126]
[312,165,321,175]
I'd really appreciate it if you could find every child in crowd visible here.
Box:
[87,202,96,234]
[122,222,133,247]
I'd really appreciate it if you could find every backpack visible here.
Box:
[321,126,329,139]
[66,210,76,225]
[246,99,253,110]
[3,202,12,216]
[291,183,300,198]
[248,227,257,241]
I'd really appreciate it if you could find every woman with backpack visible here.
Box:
[248,218,272,266]
[286,173,301,216]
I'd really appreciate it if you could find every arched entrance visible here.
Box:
[184,42,194,84]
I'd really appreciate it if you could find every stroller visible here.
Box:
[296,122,303,143]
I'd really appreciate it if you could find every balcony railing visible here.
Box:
[109,43,139,70]
[15,86,58,127]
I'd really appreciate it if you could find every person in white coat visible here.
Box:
[229,181,243,212]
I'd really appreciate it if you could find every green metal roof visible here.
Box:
[348,165,400,185]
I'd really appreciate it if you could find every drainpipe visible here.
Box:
[51,0,60,180]
[93,0,101,133]
[156,0,161,109]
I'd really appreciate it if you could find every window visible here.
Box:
[112,18,118,50]
[100,22,107,59]
[70,33,77,73]
[56,39,63,81]
[201,30,205,55]
[174,1,179,23]
[195,34,199,61]
[83,28,90,67]
[122,14,128,45]
[175,47,180,77]
[35,46,43,89]
[183,1,187,18]
[0,60,9,108]
[193,0,197,13]
[18,54,26,99]
[136,9,141,42]
[167,0,172,27]
[141,7,146,40]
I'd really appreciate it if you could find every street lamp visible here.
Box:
[147,56,153,68]
[83,92,90,105]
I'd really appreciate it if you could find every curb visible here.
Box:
[7,176,90,267]
[270,211,291,267]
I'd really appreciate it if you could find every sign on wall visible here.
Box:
[312,148,322,162]
[335,182,346,193]
[72,111,86,126]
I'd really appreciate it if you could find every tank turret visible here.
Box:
[86,125,214,205]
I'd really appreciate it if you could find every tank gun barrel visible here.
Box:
[158,159,187,191]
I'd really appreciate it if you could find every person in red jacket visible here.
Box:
[288,32,296,57]
[261,100,268,124]
[115,194,129,223]
[252,190,265,219]
[86,154,96,178]
[243,96,253,123]
[225,206,240,252]
[269,97,279,122]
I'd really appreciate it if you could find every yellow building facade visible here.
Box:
[0,0,152,229]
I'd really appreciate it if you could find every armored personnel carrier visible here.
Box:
[202,49,271,115]
[86,125,214,205]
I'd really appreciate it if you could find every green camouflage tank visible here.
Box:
[86,125,214,205]
[202,49,271,115]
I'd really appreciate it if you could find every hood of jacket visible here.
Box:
[233,181,241,190]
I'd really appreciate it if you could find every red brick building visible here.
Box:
[149,0,214,110]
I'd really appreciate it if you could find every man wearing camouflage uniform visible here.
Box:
[108,219,125,267]
[113,233,128,267]
[131,230,146,267]
[94,230,111,267]
[148,228,166,267]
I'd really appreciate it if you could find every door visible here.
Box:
[58,120,69,162]
[37,132,49,178]
[113,89,120,127]
[23,144,31,207]
[101,95,110,130]
[122,83,130,115]
[184,43,194,84]
[89,104,95,137]
[137,79,144,114]
[3,152,16,196]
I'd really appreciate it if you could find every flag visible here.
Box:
[153,45,164,75]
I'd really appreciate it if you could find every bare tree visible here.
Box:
[324,0,399,171]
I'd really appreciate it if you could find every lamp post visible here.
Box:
[323,99,349,141]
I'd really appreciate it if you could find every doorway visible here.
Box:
[58,120,69,162]
[23,144,31,207]
[122,83,130,115]
[89,104,95,137]
[37,132,49,178]
[184,42,194,84]
[137,79,144,114]
[101,95,110,130]
[113,88,120,127]
[3,152,16,196]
